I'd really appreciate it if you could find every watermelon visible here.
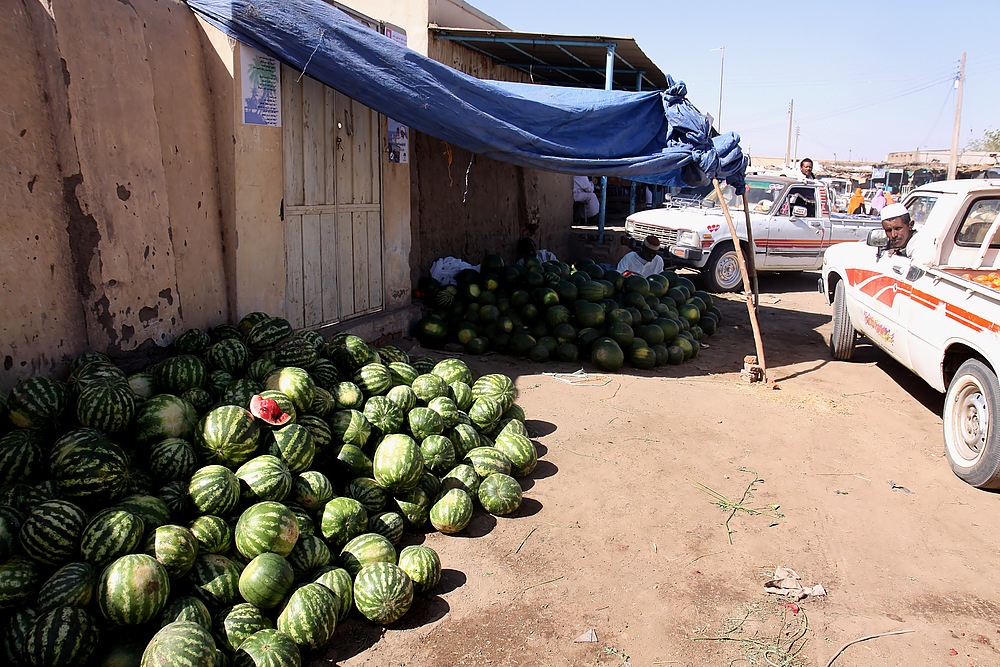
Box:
[19,499,88,566]
[330,334,378,372]
[1,607,35,665]
[386,362,419,387]
[277,582,338,650]
[465,446,513,477]
[312,567,353,623]
[494,432,538,477]
[145,524,200,578]
[319,497,368,550]
[449,423,482,459]
[263,366,316,413]
[287,505,316,538]
[35,561,95,612]
[69,351,112,375]
[373,434,424,493]
[0,430,44,486]
[238,552,294,609]
[471,374,516,412]
[397,544,442,594]
[188,554,241,608]
[148,437,199,482]
[75,380,136,433]
[221,379,263,408]
[308,386,336,417]
[25,606,100,667]
[413,316,449,348]
[295,414,332,450]
[236,455,293,502]
[274,337,319,369]
[333,444,373,478]
[407,406,444,442]
[392,486,432,529]
[141,621,217,667]
[354,363,392,397]
[353,562,413,624]
[420,434,457,474]
[51,438,131,503]
[286,534,332,577]
[245,317,294,352]
[290,470,334,512]
[173,328,212,355]
[385,384,417,413]
[429,488,474,534]
[411,373,449,403]
[154,355,208,394]
[252,390,297,429]
[157,481,194,518]
[246,358,277,384]
[378,345,410,365]
[7,376,71,430]
[188,514,233,554]
[79,507,145,566]
[189,465,241,515]
[345,477,388,513]
[267,423,315,473]
[339,532,397,577]
[441,463,480,495]
[205,338,250,375]
[468,397,503,432]
[363,396,404,438]
[431,358,473,386]
[214,603,273,652]
[233,629,301,667]
[234,501,299,559]
[448,381,474,411]
[329,409,371,448]
[196,405,260,467]
[238,312,272,336]
[114,494,171,532]
[330,381,364,410]
[159,595,212,629]
[427,396,460,428]
[0,556,40,610]
[477,472,523,515]
[248,394,292,427]
[366,511,405,546]
[98,554,170,625]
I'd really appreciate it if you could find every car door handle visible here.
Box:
[892,265,903,275]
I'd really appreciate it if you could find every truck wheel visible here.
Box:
[703,243,744,292]
[944,358,1000,488]
[830,280,856,360]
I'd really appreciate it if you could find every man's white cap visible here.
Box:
[880,203,908,222]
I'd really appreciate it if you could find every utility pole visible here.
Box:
[785,99,794,167]
[793,126,800,162]
[948,52,966,180]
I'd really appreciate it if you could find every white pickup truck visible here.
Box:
[820,179,1000,488]
[624,175,881,291]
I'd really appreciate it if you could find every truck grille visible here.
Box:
[631,222,678,246]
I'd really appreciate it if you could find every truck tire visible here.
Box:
[830,280,856,360]
[944,358,1000,488]
[703,243,744,292]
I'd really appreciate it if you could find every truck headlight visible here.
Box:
[677,230,700,247]
[624,219,635,234]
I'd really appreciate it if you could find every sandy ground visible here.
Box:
[315,271,1000,667]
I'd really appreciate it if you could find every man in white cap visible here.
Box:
[617,234,664,277]
[880,203,916,257]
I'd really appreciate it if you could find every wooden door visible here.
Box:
[282,68,383,329]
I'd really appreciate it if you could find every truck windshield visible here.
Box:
[702,179,786,212]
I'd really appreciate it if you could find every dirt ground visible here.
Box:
[315,271,1000,667]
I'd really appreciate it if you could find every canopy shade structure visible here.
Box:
[185,0,747,191]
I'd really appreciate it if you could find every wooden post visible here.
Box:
[712,179,767,381]
[741,192,759,309]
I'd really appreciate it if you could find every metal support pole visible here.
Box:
[598,42,616,243]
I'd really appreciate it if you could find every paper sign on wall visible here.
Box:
[387,118,409,163]
[241,44,281,127]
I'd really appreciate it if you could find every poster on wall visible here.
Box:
[241,43,281,127]
[387,118,409,163]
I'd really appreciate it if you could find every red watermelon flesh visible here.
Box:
[249,395,291,426]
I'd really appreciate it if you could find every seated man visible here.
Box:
[617,235,664,277]
[573,176,600,221]
[516,237,557,264]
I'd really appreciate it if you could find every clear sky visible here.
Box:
[469,0,1000,164]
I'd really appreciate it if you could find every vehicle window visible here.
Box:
[907,195,938,226]
[778,186,817,217]
[955,197,1000,247]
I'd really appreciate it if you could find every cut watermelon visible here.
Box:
[249,394,291,426]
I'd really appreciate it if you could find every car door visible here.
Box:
[843,243,913,368]
[766,185,827,268]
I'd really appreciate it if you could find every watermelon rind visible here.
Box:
[213,602,274,652]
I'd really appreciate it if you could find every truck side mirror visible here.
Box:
[867,229,889,248]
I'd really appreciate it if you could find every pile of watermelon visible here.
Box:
[412,254,722,371]
[0,313,537,666]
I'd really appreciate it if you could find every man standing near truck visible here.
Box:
[799,158,815,179]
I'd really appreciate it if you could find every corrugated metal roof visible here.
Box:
[428,25,669,91]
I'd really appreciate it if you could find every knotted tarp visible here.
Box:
[186,0,746,191]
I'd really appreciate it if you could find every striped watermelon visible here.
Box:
[373,434,424,493]
[210,322,243,342]
[2,608,36,665]
[189,465,241,515]
[288,505,316,538]
[464,446,513,478]
[0,429,44,485]
[135,394,199,443]
[188,554,241,608]
[268,423,315,473]
[329,409,371,448]
[98,554,170,625]
[114,494,171,532]
[333,443,374,478]
[312,566,353,622]
[417,471,441,501]
[214,603,274,652]
[339,532,397,577]
[263,366,315,413]
[69,360,127,397]
[233,629,301,667]
[145,524,200,578]
[49,426,109,470]
[477,472,523,515]
[52,439,131,503]
[345,477,388,513]
[206,338,250,375]
[7,376,71,430]
[407,407,444,442]
[236,455,293,502]
[471,374,517,411]
[128,371,157,399]
[188,514,233,554]
[427,396,460,428]
[290,471,333,512]
[246,358,277,384]
[25,606,100,667]
[385,385,417,413]
[19,499,88,566]
[295,414,332,450]
[353,363,392,396]
[391,487,432,530]
[238,311,272,336]
[238,552,295,609]
[308,358,341,391]
[420,435,457,474]
[363,396,406,442]
[331,382,364,410]
[494,432,538,477]
[431,358,473,386]
[468,396,503,432]
[429,488,474,534]
[319,497,367,550]
[274,337,319,369]
[0,507,22,561]
[353,562,413,624]
[69,351,112,374]
[410,373,449,403]
[79,507,145,566]
[234,501,299,559]
[159,595,212,629]
[448,381,474,411]
[308,386,336,417]
[386,361,419,387]
[397,544,442,594]
[277,582,338,649]
[286,533,332,578]
[173,328,211,355]
[140,621,217,667]
[209,370,234,398]
[449,423,482,459]
[245,316,294,352]
[0,556,41,610]
[75,380,136,433]
[330,334,378,372]
[154,355,208,394]
[180,388,213,413]
[220,379,263,409]
[148,437,199,482]
[378,346,410,365]
[196,405,260,467]
[157,481,194,518]
[366,511,405,545]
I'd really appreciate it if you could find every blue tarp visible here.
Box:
[185,0,746,191]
